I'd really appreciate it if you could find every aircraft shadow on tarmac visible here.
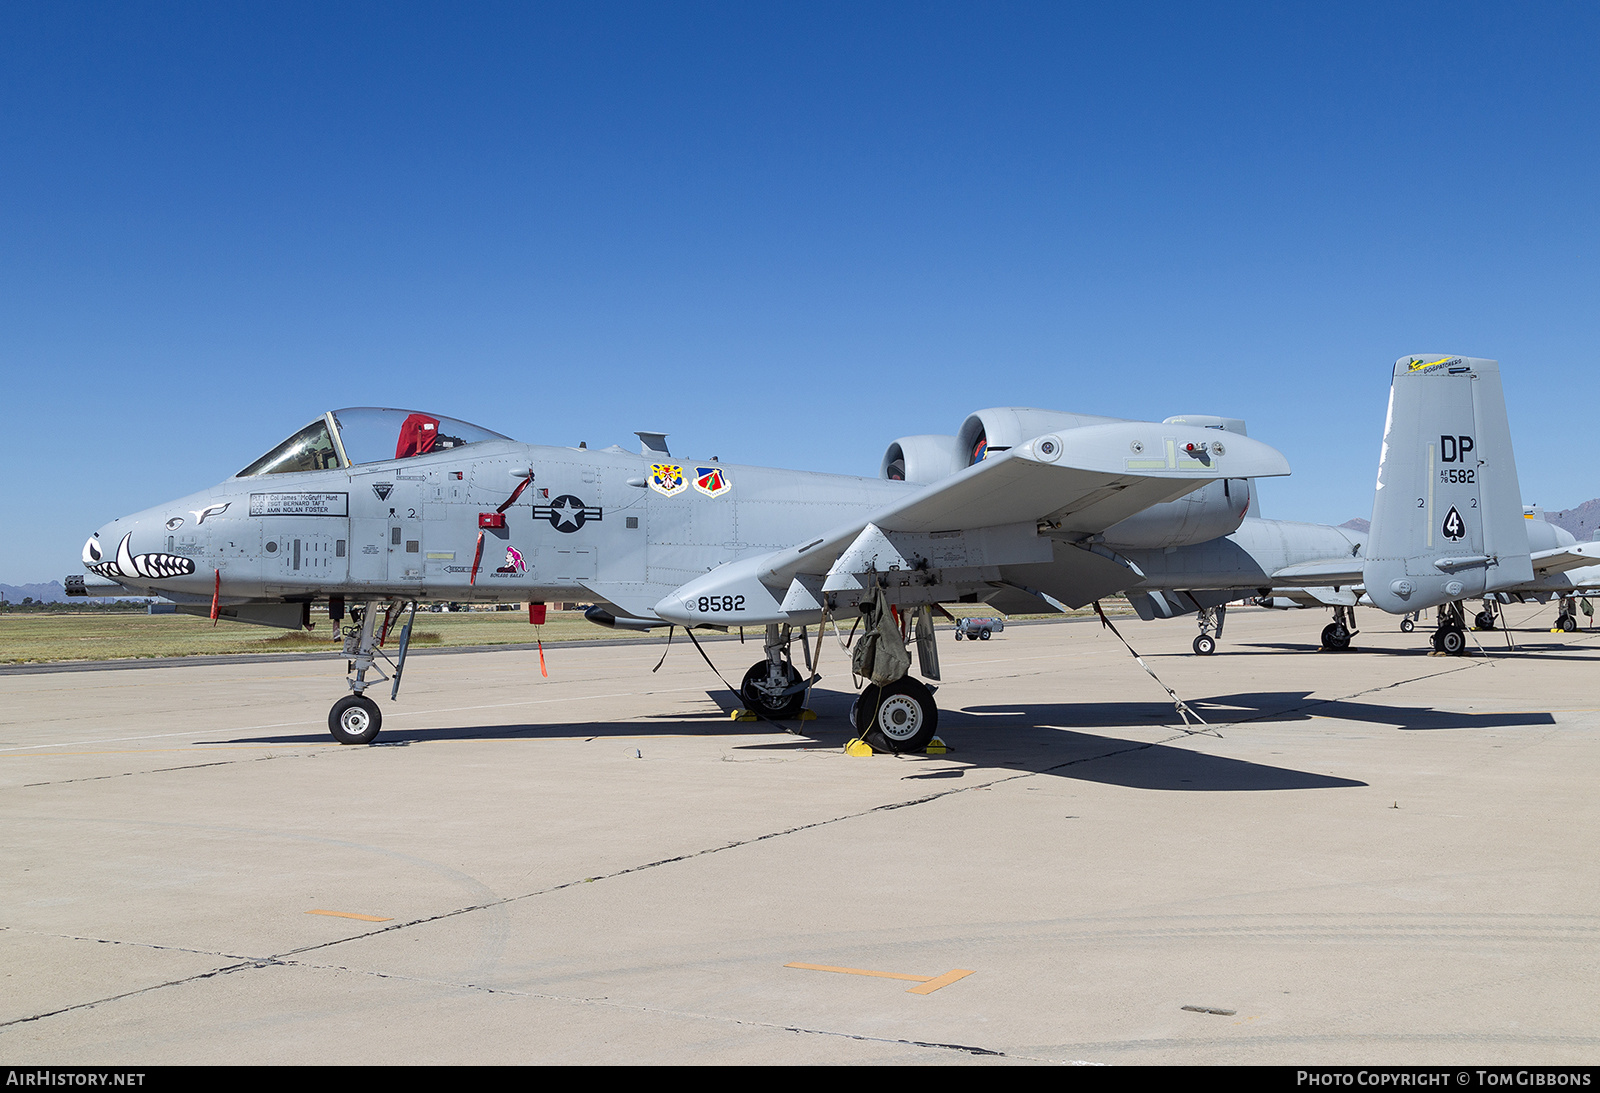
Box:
[958,689,1558,733]
[203,684,1576,791]
[1233,638,1596,662]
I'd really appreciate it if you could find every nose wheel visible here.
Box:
[329,695,382,744]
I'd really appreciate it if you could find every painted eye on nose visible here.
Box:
[82,535,102,564]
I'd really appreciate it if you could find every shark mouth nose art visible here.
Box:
[84,532,196,580]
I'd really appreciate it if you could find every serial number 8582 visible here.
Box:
[692,595,746,613]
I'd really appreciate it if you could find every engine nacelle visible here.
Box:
[1100,415,1253,549]
[1100,476,1252,549]
[881,435,965,484]
[954,408,1128,466]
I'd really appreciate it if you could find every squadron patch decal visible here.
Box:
[1442,505,1466,542]
[650,463,688,496]
[693,466,731,498]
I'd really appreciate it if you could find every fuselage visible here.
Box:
[84,438,915,616]
[81,408,1372,623]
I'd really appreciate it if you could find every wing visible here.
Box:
[655,422,1290,626]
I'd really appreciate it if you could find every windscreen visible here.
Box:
[237,419,342,477]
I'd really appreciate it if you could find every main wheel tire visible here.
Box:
[1557,613,1577,632]
[739,661,806,720]
[1321,622,1351,651]
[854,676,939,753]
[1193,634,1217,656]
[1439,627,1467,655]
[953,631,963,640]
[329,694,382,745]
[978,629,991,640]
[1400,618,1416,633]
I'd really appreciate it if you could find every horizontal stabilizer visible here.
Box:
[1271,559,1365,587]
[1531,542,1600,576]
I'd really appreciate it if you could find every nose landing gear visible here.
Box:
[327,599,415,744]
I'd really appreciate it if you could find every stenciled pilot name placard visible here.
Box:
[249,492,349,517]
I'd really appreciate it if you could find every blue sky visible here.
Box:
[4,2,1598,584]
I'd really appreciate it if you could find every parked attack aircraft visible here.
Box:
[1136,355,1600,656]
[71,380,1484,750]
[73,403,1306,747]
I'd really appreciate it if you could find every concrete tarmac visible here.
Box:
[2,607,1597,1065]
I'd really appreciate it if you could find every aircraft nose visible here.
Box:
[83,514,198,582]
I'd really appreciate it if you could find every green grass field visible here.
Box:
[0,601,1125,665]
[0,608,650,664]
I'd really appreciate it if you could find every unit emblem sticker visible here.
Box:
[650,463,687,496]
[534,495,602,533]
[1442,505,1466,542]
[693,466,731,498]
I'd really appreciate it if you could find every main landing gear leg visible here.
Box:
[1431,601,1468,655]
[852,676,939,753]
[1474,598,1500,631]
[1192,604,1226,655]
[739,623,806,720]
[1554,595,1579,632]
[328,599,402,745]
[1321,605,1357,651]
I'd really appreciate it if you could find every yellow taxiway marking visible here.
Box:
[785,962,975,994]
[306,909,393,922]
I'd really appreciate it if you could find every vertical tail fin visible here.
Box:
[1364,354,1532,613]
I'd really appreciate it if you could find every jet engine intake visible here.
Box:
[880,435,964,484]
[955,408,1128,466]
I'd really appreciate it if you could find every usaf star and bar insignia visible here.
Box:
[649,463,733,499]
[533,494,602,533]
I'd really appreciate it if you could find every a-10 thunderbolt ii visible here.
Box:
[73,400,1400,750]
[1134,355,1600,656]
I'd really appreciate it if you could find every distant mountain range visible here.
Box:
[0,581,157,604]
[1340,499,1600,541]
[0,581,69,603]
[1543,499,1600,542]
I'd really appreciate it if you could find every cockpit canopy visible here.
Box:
[237,408,514,477]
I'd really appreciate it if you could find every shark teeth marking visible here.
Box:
[89,532,197,580]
